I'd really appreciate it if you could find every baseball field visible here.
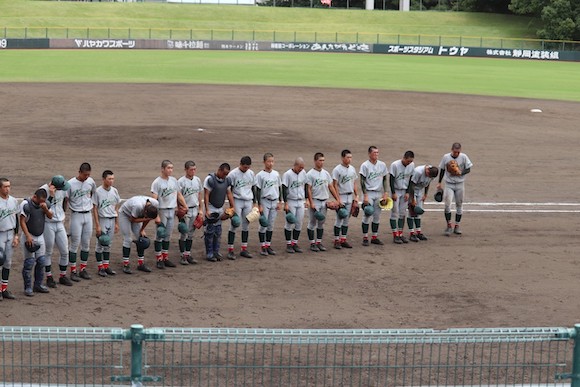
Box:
[1,2,580,333]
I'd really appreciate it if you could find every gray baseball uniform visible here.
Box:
[282,168,307,232]
[389,159,415,220]
[228,167,255,233]
[40,183,69,273]
[439,153,473,216]
[0,195,19,271]
[151,176,180,243]
[359,159,388,224]
[178,175,203,239]
[92,185,120,253]
[255,170,281,234]
[67,176,96,270]
[332,163,358,228]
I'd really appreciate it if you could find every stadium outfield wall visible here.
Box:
[2,37,579,61]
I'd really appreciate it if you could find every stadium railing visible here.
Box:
[1,324,580,386]
[1,26,579,51]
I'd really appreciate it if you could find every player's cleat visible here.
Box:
[79,270,92,280]
[341,241,353,248]
[206,253,217,262]
[362,239,370,246]
[105,267,116,275]
[25,288,34,297]
[240,251,253,259]
[393,236,403,244]
[163,259,176,268]
[444,227,453,236]
[123,265,133,274]
[260,247,268,256]
[453,226,462,235]
[310,243,319,252]
[137,264,152,273]
[46,276,57,288]
[416,233,428,241]
[286,246,295,254]
[70,271,81,282]
[371,238,384,245]
[227,251,236,260]
[33,284,50,293]
[156,260,165,269]
[334,241,342,250]
[266,247,276,256]
[215,252,224,261]
[400,235,409,244]
[180,257,190,265]
[2,290,16,300]
[317,243,327,252]
[409,234,419,242]
[59,276,73,286]
[98,268,108,277]
[186,255,198,264]
[292,245,303,253]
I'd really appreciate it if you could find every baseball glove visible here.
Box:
[446,160,461,176]
[193,214,204,229]
[350,203,360,217]
[326,201,340,210]
[175,206,188,220]
[223,207,236,219]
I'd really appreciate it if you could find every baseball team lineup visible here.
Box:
[0,142,472,300]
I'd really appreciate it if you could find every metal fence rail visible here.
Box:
[2,26,579,50]
[1,325,579,386]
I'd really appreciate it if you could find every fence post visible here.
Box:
[573,324,580,387]
[130,324,145,384]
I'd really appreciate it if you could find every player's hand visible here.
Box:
[276,202,282,211]
[436,183,442,190]
[411,199,417,207]
[258,205,263,214]
[140,230,147,238]
[12,234,19,247]
[49,184,56,197]
[421,195,426,202]
[404,193,410,202]
[284,203,289,213]
[392,193,398,202]
[95,226,102,237]
[25,235,33,247]
[40,202,49,211]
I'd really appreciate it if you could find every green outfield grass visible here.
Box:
[0,0,540,39]
[1,50,578,101]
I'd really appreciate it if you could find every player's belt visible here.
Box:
[159,208,175,210]
[314,198,327,201]
[72,210,90,214]
[0,229,14,233]
[340,192,353,195]
[188,206,198,209]
[262,197,278,201]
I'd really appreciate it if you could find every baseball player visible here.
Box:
[254,153,282,256]
[0,178,20,300]
[92,170,121,277]
[305,153,339,252]
[203,163,236,262]
[177,160,203,265]
[437,142,473,236]
[407,165,439,241]
[389,151,415,244]
[282,157,307,253]
[40,175,73,288]
[227,156,256,260]
[151,160,188,269]
[359,146,389,246]
[19,189,53,296]
[119,196,159,274]
[67,162,97,281]
[332,149,359,249]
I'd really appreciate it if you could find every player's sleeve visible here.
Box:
[331,167,339,181]
[359,163,367,177]
[464,155,473,169]
[92,191,99,206]
[438,156,447,170]
[150,179,158,194]
[203,176,213,192]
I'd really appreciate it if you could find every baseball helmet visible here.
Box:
[337,207,349,219]
[134,236,150,250]
[231,214,241,228]
[25,242,41,253]
[51,175,71,191]
[156,223,167,239]
[258,214,269,227]
[314,210,326,221]
[379,197,394,211]
[414,205,425,215]
[178,221,189,234]
[363,203,375,216]
[285,212,296,224]
[97,234,111,246]
[434,189,443,203]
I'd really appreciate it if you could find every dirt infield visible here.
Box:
[1,83,579,330]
